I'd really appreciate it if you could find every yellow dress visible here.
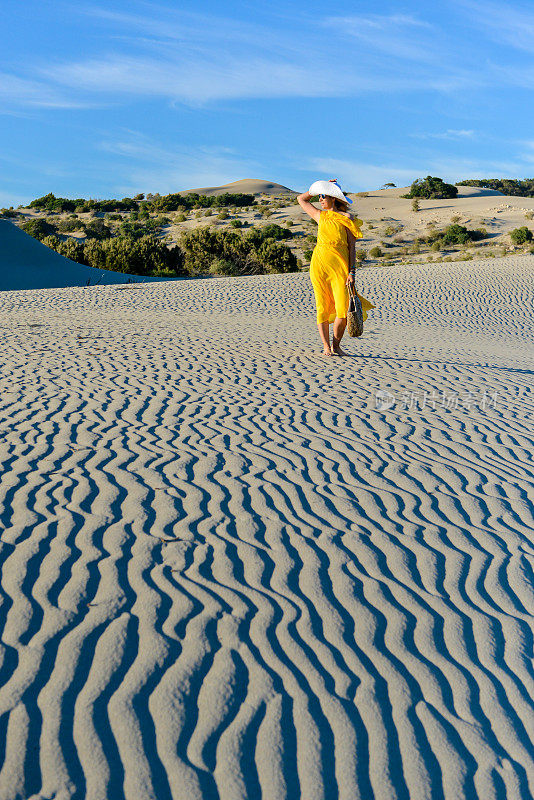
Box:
[310,209,376,325]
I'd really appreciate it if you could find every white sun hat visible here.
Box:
[308,179,353,204]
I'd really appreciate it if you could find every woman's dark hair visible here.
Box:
[333,196,350,213]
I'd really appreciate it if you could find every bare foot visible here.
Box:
[321,346,337,356]
[332,336,348,356]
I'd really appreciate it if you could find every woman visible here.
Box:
[298,179,375,356]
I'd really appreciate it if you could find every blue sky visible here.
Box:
[1,0,533,205]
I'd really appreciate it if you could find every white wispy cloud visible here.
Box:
[42,51,460,104]
[321,12,437,63]
[99,132,263,194]
[410,130,476,140]
[3,3,532,111]
[18,5,491,108]
[457,0,534,53]
[0,71,92,110]
[43,55,353,103]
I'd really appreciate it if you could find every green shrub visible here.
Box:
[217,211,229,220]
[21,218,55,240]
[451,215,461,223]
[118,219,162,239]
[259,223,292,241]
[355,249,366,262]
[369,246,382,258]
[441,224,483,245]
[304,249,314,260]
[55,218,82,233]
[84,235,185,276]
[230,220,243,228]
[0,208,17,218]
[411,199,420,212]
[404,176,458,200]
[178,226,298,275]
[510,226,533,245]
[258,240,298,273]
[44,236,87,264]
[431,240,442,251]
[209,258,239,276]
[176,213,187,222]
[42,234,61,250]
[85,220,112,240]
[525,212,534,220]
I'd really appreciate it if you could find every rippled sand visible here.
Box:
[0,257,533,800]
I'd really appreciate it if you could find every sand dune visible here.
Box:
[0,255,532,799]
[178,178,297,196]
[0,221,151,291]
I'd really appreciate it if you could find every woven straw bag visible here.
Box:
[347,281,364,337]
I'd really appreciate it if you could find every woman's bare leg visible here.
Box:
[332,317,348,355]
[317,321,334,355]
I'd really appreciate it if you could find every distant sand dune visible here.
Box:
[0,220,151,291]
[178,178,297,196]
[0,256,532,799]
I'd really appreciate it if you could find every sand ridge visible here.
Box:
[0,256,532,799]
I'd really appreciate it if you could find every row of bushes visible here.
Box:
[177,226,298,275]
[23,214,294,244]
[150,192,255,212]
[31,223,299,277]
[42,235,185,276]
[403,175,534,201]
[457,178,534,198]
[28,191,256,214]
[22,217,115,241]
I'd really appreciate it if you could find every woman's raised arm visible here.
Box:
[297,191,321,223]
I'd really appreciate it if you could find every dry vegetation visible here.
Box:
[2,181,534,275]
